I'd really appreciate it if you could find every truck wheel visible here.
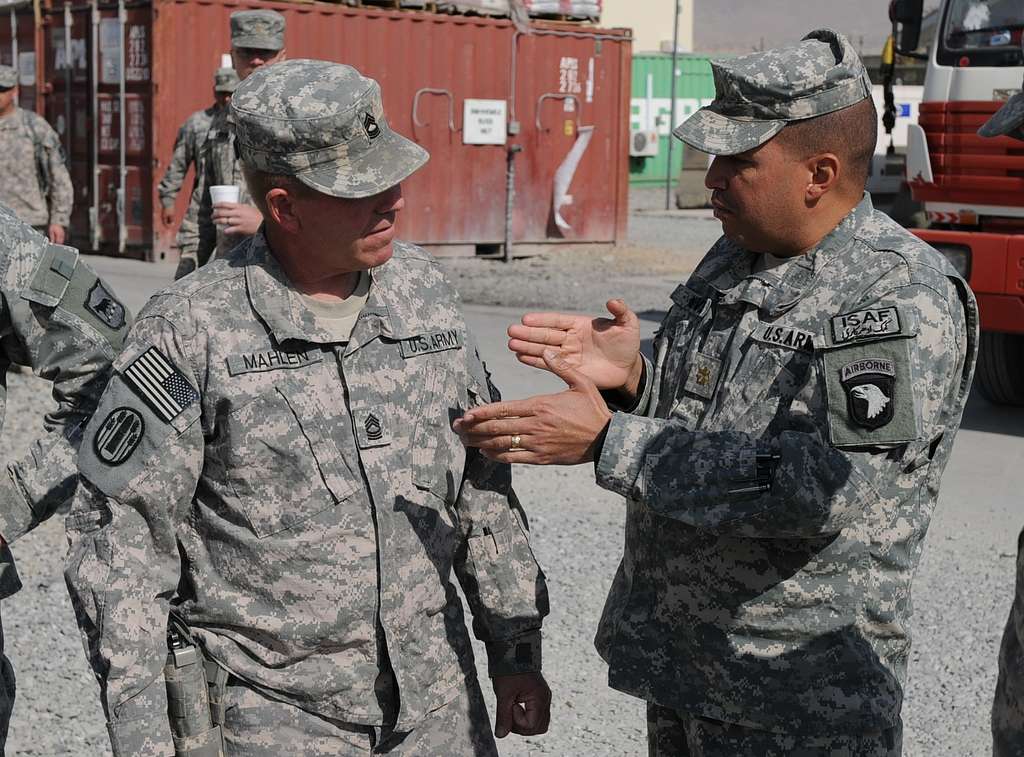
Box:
[975,331,1024,406]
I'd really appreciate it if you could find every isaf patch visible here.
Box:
[399,329,463,359]
[841,358,895,429]
[93,407,144,465]
[123,347,199,423]
[85,281,126,329]
[831,306,901,345]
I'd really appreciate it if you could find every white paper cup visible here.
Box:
[209,185,240,205]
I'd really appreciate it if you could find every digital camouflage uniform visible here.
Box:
[193,11,284,269]
[160,67,238,275]
[979,77,1024,757]
[0,202,129,749]
[159,107,216,253]
[0,66,73,232]
[66,60,547,757]
[592,30,979,756]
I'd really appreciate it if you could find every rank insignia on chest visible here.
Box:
[356,409,391,448]
[683,353,722,400]
[399,329,463,359]
[840,358,896,429]
[93,407,144,465]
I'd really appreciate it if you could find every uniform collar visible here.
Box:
[244,231,434,349]
[682,194,873,316]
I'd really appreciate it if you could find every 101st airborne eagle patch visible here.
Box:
[840,357,895,429]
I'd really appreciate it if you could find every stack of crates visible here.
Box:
[436,0,509,14]
[522,0,600,20]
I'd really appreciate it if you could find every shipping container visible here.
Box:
[1,0,631,259]
[628,52,714,186]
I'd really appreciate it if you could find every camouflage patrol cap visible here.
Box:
[674,29,872,156]
[230,10,285,51]
[213,67,239,94]
[0,65,16,89]
[231,59,429,199]
[978,76,1024,141]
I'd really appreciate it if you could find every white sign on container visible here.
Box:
[463,99,507,145]
[17,52,34,86]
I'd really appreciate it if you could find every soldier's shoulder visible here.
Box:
[381,241,457,295]
[137,256,244,326]
[186,108,215,129]
[849,209,960,296]
[18,108,58,139]
[0,205,48,287]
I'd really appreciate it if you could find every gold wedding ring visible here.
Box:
[510,434,522,450]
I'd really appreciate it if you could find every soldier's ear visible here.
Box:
[265,188,300,233]
[805,153,840,202]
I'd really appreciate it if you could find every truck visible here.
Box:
[890,0,1024,405]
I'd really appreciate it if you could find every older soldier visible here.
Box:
[981,82,1024,757]
[66,59,549,757]
[192,9,285,270]
[457,29,978,756]
[158,67,239,280]
[0,203,128,749]
[0,66,74,245]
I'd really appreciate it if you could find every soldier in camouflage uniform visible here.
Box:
[457,29,978,756]
[979,80,1024,757]
[158,68,239,280]
[66,59,550,757]
[192,10,286,271]
[0,202,129,750]
[0,65,74,245]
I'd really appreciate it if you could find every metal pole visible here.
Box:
[117,0,126,253]
[63,5,72,162]
[503,145,522,262]
[9,8,16,108]
[665,0,681,211]
[89,0,99,249]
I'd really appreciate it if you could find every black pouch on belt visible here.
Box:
[164,612,225,757]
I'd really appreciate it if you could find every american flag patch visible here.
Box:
[123,347,199,423]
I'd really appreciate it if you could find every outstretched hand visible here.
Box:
[508,299,642,392]
[454,350,612,466]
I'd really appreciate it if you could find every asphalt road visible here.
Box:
[1,254,1021,755]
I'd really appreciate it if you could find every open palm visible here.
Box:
[507,299,641,390]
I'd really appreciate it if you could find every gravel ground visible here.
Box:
[1,199,1019,756]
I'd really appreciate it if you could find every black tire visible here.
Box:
[975,331,1024,406]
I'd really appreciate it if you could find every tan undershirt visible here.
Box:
[297,271,371,342]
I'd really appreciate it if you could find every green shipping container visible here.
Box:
[630,54,715,186]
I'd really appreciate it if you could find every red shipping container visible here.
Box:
[0,0,630,260]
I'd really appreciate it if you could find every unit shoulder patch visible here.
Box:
[399,329,463,359]
[840,358,896,429]
[830,306,902,345]
[93,407,144,465]
[123,347,199,423]
[85,280,127,330]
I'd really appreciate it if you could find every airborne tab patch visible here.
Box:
[750,324,815,352]
[830,306,902,345]
[400,329,463,359]
[226,349,324,376]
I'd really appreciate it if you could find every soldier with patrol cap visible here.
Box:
[456,29,978,755]
[980,82,1024,757]
[159,67,240,280]
[192,9,286,272]
[0,204,129,749]
[0,65,74,245]
[66,59,550,757]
